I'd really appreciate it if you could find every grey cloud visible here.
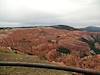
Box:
[0,10,63,24]
[61,0,100,26]
[0,0,100,28]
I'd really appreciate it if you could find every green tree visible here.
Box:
[57,47,70,56]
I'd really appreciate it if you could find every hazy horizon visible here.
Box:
[0,23,100,28]
[0,0,100,28]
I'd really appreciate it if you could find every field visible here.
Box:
[0,48,73,75]
[0,27,100,75]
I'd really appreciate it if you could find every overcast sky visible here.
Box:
[0,0,100,28]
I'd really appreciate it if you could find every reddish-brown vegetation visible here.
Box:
[79,55,100,71]
[0,28,90,56]
[0,28,100,71]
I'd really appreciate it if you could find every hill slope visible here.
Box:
[0,48,72,75]
[0,27,100,71]
[49,25,78,30]
[80,26,100,32]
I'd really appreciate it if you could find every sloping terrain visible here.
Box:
[80,26,100,32]
[49,25,79,30]
[0,48,72,75]
[0,27,100,71]
[0,28,91,59]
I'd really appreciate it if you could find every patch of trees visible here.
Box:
[57,47,70,56]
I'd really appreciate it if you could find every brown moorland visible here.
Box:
[0,27,100,71]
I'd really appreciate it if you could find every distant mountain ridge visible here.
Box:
[48,25,79,30]
[0,24,100,32]
[80,26,100,32]
[52,25,100,32]
[0,25,78,31]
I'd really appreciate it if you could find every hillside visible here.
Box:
[49,25,78,30]
[0,48,72,75]
[0,27,91,58]
[0,27,100,72]
[80,26,100,32]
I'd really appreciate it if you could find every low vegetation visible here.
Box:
[0,48,72,75]
[0,27,100,75]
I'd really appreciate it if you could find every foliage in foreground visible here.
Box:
[0,49,73,75]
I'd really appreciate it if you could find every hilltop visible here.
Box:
[80,26,100,32]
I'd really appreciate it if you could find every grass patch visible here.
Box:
[0,49,48,63]
[0,49,73,75]
[0,66,72,75]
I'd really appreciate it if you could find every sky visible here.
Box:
[0,0,100,28]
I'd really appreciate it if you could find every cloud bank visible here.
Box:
[0,0,100,28]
